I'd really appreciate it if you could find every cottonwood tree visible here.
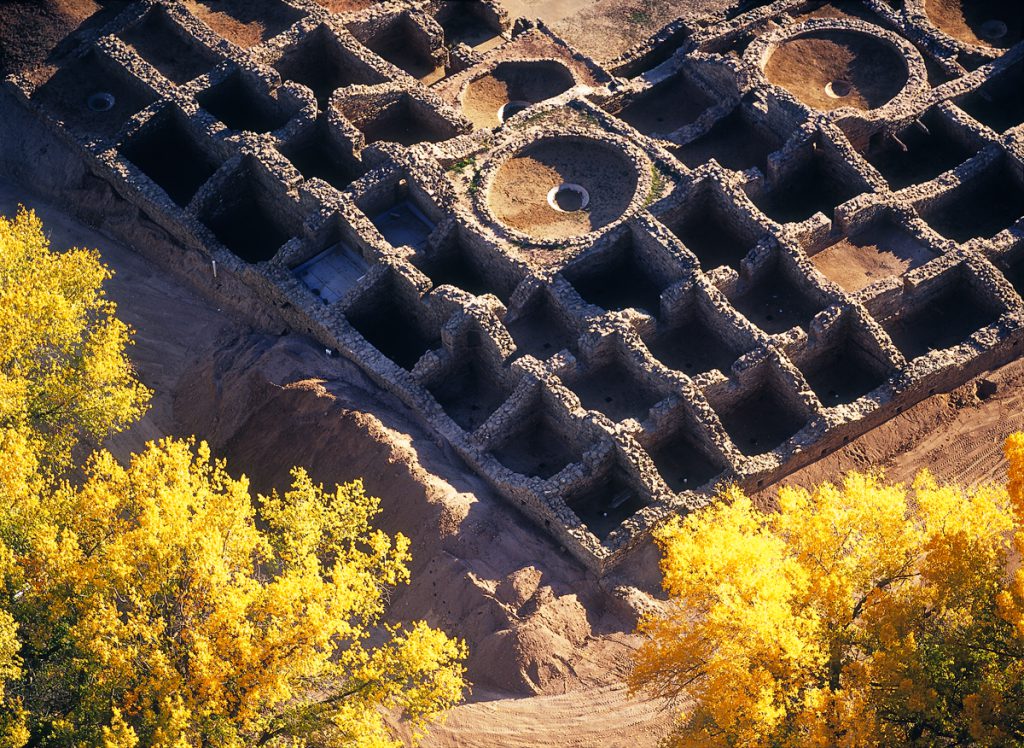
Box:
[632,438,1024,746]
[0,208,466,747]
[14,440,466,748]
[1,206,151,746]
[0,207,149,472]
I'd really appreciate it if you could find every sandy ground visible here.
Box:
[402,685,673,747]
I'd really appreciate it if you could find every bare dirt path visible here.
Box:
[410,685,672,748]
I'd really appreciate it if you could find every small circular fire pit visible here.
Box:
[86,91,116,112]
[547,183,590,212]
[824,79,852,98]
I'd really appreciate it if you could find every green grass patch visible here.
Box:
[447,155,476,173]
[644,165,669,207]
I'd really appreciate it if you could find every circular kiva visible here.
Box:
[922,0,1022,49]
[486,135,641,241]
[461,60,576,129]
[761,27,909,111]
[86,91,116,112]
[547,183,590,212]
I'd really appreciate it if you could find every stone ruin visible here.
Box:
[5,0,1024,573]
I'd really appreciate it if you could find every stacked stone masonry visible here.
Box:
[7,0,1024,572]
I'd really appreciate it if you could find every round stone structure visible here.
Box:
[746,19,928,117]
[461,59,577,129]
[478,130,649,245]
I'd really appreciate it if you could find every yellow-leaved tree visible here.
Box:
[1,206,151,746]
[0,207,466,747]
[631,444,1024,747]
[0,207,149,472]
[15,440,466,748]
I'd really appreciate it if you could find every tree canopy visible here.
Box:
[11,440,466,747]
[0,207,466,747]
[0,207,149,472]
[632,440,1024,747]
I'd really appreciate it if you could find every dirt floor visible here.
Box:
[810,221,936,293]
[614,72,712,137]
[924,0,1023,49]
[313,0,375,13]
[461,60,576,130]
[671,108,782,173]
[496,0,734,62]
[490,138,638,240]
[182,0,305,48]
[28,49,159,140]
[119,9,221,84]
[763,30,907,111]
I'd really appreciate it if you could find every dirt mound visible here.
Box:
[169,333,643,696]
[763,29,907,111]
